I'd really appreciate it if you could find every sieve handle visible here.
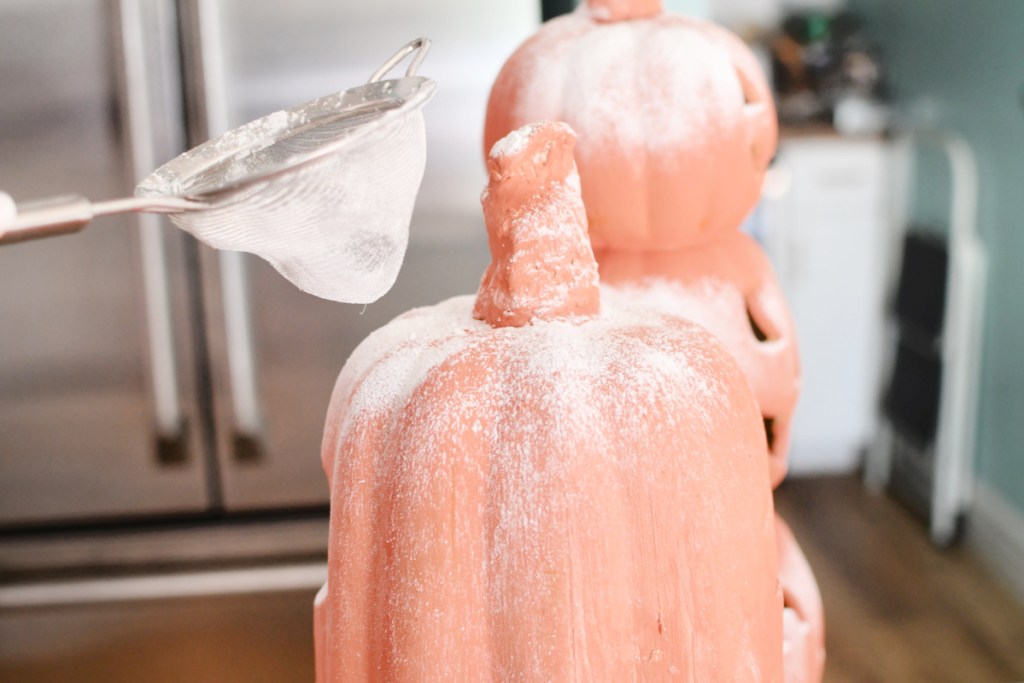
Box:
[0,191,204,246]
[367,37,431,84]
[0,193,95,245]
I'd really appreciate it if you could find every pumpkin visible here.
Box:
[483,0,800,482]
[592,212,821,683]
[484,6,820,680]
[314,122,783,681]
[593,239,799,488]
[483,0,777,250]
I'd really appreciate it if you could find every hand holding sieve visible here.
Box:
[0,37,435,304]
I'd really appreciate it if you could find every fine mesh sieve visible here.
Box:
[0,38,435,304]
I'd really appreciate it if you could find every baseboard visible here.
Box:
[968,481,1024,607]
[788,447,863,478]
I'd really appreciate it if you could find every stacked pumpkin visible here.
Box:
[484,0,824,680]
[316,122,783,681]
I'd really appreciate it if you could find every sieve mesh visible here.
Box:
[168,112,425,303]
[135,51,435,304]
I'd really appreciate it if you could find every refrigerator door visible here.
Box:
[0,0,209,527]
[183,0,539,510]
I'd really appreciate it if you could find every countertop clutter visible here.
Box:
[769,8,887,135]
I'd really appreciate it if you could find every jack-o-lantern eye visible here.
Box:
[747,305,772,342]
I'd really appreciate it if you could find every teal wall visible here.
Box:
[851,0,1024,512]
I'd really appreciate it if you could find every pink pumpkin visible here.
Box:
[484,0,777,250]
[483,0,798,480]
[484,4,821,680]
[593,238,799,487]
[592,212,823,683]
[315,123,782,681]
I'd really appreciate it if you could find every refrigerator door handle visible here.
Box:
[115,0,188,463]
[141,211,189,463]
[179,0,266,462]
[220,250,266,461]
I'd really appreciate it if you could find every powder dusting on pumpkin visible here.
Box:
[316,120,783,681]
[335,290,728,444]
[593,238,802,488]
[320,285,780,680]
[483,7,777,248]
[495,11,743,160]
[488,121,542,159]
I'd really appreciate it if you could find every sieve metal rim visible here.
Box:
[135,75,436,205]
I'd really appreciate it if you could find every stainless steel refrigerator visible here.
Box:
[0,3,536,676]
[2,2,536,679]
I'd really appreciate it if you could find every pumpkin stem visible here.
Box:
[474,122,600,328]
[586,0,662,22]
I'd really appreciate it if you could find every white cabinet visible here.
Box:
[757,136,892,475]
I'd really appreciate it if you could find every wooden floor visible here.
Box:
[776,475,1024,683]
[3,474,1023,682]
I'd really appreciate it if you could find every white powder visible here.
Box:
[489,122,546,159]
[507,11,744,160]
[331,286,738,463]
[607,277,749,347]
[602,276,800,420]
[334,296,485,424]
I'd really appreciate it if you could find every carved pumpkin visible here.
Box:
[315,123,783,681]
[483,0,799,482]
[484,5,820,680]
[593,239,799,487]
[484,0,777,250]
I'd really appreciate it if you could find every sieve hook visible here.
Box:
[367,37,431,84]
